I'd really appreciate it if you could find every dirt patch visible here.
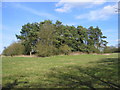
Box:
[13,55,37,57]
[1,53,112,57]
[69,52,112,56]
[69,52,86,55]
[101,53,112,55]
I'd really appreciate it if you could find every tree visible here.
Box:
[36,20,57,57]
[14,20,108,57]
[16,23,39,55]
[76,26,88,52]
[87,26,107,53]
[37,20,55,46]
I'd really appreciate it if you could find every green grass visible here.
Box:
[2,53,120,88]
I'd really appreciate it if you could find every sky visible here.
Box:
[1,0,119,54]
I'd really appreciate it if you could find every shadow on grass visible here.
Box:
[2,57,120,89]
[2,76,30,89]
[46,57,120,89]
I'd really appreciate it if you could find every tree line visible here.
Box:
[3,20,109,57]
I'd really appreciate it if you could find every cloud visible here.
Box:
[13,3,58,19]
[76,4,117,21]
[55,0,118,13]
[116,39,120,42]
[55,3,72,13]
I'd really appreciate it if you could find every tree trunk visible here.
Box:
[30,51,32,56]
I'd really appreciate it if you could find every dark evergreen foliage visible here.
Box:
[4,20,108,56]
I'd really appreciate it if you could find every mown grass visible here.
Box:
[2,53,119,89]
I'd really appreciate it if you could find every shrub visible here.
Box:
[104,46,118,53]
[36,43,58,57]
[92,47,100,53]
[86,45,100,54]
[2,42,25,56]
[59,44,71,55]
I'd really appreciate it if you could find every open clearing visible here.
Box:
[2,53,119,88]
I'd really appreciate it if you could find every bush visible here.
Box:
[2,42,25,56]
[104,46,118,53]
[85,45,100,54]
[36,43,71,57]
[59,44,71,55]
[92,47,100,53]
[36,43,58,57]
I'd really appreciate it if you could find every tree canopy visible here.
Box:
[4,20,108,56]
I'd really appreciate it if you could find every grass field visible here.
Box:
[2,53,120,89]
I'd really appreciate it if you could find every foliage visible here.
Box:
[36,43,57,57]
[59,44,71,55]
[3,42,25,56]
[104,46,118,53]
[16,22,39,55]
[14,20,108,56]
